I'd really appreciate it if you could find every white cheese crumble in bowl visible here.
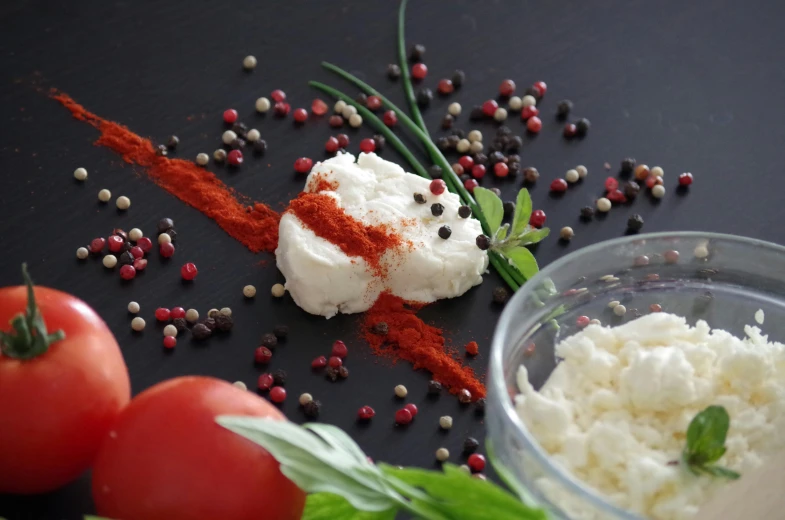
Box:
[488,232,785,520]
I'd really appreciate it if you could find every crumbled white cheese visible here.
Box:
[755,309,764,325]
[515,312,785,520]
[276,153,488,317]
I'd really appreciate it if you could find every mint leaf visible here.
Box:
[517,228,550,246]
[473,187,503,236]
[495,223,509,241]
[502,246,539,279]
[699,465,741,480]
[302,493,398,520]
[511,189,533,237]
[683,405,740,480]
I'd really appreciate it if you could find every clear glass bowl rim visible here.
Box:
[489,231,785,518]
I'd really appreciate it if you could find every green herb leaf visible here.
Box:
[473,187,504,236]
[302,493,398,520]
[698,465,741,480]
[84,516,114,520]
[511,189,533,237]
[486,440,538,507]
[517,228,550,246]
[502,246,539,280]
[495,223,510,241]
[683,405,740,480]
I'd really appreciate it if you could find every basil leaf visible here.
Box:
[502,246,539,280]
[685,405,730,465]
[302,493,398,520]
[511,189,533,237]
[473,187,503,236]
[699,465,741,480]
[517,227,550,246]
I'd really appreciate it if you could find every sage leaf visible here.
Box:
[511,189,533,237]
[302,493,398,520]
[473,187,503,236]
[502,246,539,280]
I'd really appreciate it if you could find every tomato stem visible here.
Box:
[0,264,65,360]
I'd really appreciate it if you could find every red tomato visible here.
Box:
[92,376,305,520]
[0,280,131,494]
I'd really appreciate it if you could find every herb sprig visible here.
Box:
[683,405,741,480]
[217,416,547,520]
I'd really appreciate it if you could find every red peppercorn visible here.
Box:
[494,163,509,178]
[607,189,627,203]
[532,81,547,97]
[482,99,499,117]
[467,453,486,472]
[563,123,577,137]
[382,110,398,127]
[227,149,243,166]
[163,336,177,349]
[530,209,546,228]
[679,172,694,186]
[133,258,148,271]
[464,178,479,192]
[269,386,286,403]
[645,175,662,189]
[429,179,447,195]
[357,406,375,421]
[331,340,348,358]
[526,116,543,133]
[360,138,376,153]
[223,109,238,124]
[119,265,136,281]
[328,356,343,368]
[255,346,273,364]
[605,177,619,191]
[329,115,343,127]
[438,79,454,95]
[459,155,474,170]
[576,315,590,328]
[180,263,198,281]
[293,108,308,123]
[550,178,568,192]
[257,373,274,391]
[311,355,327,369]
[395,408,413,425]
[107,235,125,253]
[294,157,313,174]
[274,102,290,117]
[155,308,171,321]
[311,98,328,115]
[521,105,539,120]
[499,79,516,97]
[270,89,286,103]
[136,237,153,253]
[171,307,186,319]
[337,134,350,148]
[325,136,339,153]
[89,237,106,254]
[411,63,428,80]
[160,242,175,258]
[129,246,144,259]
[404,403,418,417]
[471,164,486,179]
[366,95,382,111]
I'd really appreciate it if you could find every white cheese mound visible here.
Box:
[515,312,785,520]
[276,153,488,318]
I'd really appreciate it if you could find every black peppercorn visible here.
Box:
[414,193,427,204]
[446,135,460,148]
[156,144,168,156]
[428,380,443,395]
[624,181,641,199]
[431,203,444,216]
[355,92,368,105]
[273,324,289,339]
[472,153,488,166]
[438,225,452,239]
[192,323,212,340]
[387,63,401,80]
[476,235,490,250]
[490,187,502,197]
[503,201,515,218]
[272,369,287,386]
[261,333,277,348]
[451,129,466,139]
[409,43,426,62]
[230,138,246,150]
[459,173,471,183]
[469,106,484,120]
[202,317,216,331]
[165,228,177,242]
[496,125,512,136]
[524,86,541,99]
[338,366,349,379]
[506,136,523,152]
[232,122,248,136]
[493,286,509,304]
[429,165,443,178]
[441,114,454,129]
[627,214,644,232]
[167,135,180,148]
[173,318,188,333]
[580,206,595,219]
[372,134,385,152]
[113,228,128,240]
[214,314,233,332]
[556,100,573,119]
[416,88,433,107]
[463,437,480,454]
[118,251,134,266]
[575,118,591,137]
[475,398,486,415]
[509,162,521,175]
[508,154,521,164]
[325,366,340,381]
[451,69,465,87]
[157,218,174,234]
[621,157,636,174]
[373,322,389,335]
[437,137,451,151]
[489,151,505,165]
[303,399,321,418]
[253,139,267,154]
[458,205,472,219]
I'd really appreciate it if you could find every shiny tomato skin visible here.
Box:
[92,376,306,520]
[0,285,131,494]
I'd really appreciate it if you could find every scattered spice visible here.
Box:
[463,437,479,454]
[627,214,644,232]
[303,400,321,418]
[273,325,289,339]
[261,333,277,348]
[492,287,509,304]
[131,317,146,332]
[272,369,287,386]
[395,408,413,425]
[271,283,286,297]
[465,341,479,356]
[299,393,313,406]
[192,323,211,340]
[358,406,375,421]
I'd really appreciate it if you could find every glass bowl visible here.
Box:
[487,232,785,520]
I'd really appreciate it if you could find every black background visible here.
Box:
[2,0,785,518]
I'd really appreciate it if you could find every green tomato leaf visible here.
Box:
[685,405,731,465]
[699,465,741,480]
[511,189,533,237]
[302,493,398,520]
[517,227,550,246]
[473,187,504,236]
[502,246,539,280]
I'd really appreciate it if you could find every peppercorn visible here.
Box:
[458,205,472,219]
[232,122,248,136]
[412,193,426,205]
[428,380,443,395]
[488,151,504,165]
[272,325,289,340]
[192,323,211,340]
[431,203,444,216]
[303,400,321,418]
[157,218,174,234]
[627,214,644,232]
[463,437,480,454]
[438,226,452,239]
[469,106,484,120]
[509,162,521,175]
[580,206,595,220]
[506,136,523,152]
[503,201,515,218]
[272,369,287,386]
[261,333,278,348]
[557,100,573,119]
[624,181,641,199]
[387,63,401,79]
[490,187,501,197]
[473,152,488,165]
[451,69,465,87]
[560,226,575,241]
[476,235,490,250]
[214,314,233,332]
[475,398,486,415]
[409,43,426,61]
[338,366,349,379]
[575,118,591,136]
[172,317,188,334]
[620,157,636,175]
[523,167,540,183]
[118,251,134,266]
[372,134,385,152]
[450,128,465,139]
[325,366,340,382]
[446,135,460,148]
[493,286,509,304]
[459,174,471,183]
[416,88,433,107]
[355,92,368,105]
[248,139,266,154]
[441,114,454,129]
[156,144,168,156]
[373,322,389,335]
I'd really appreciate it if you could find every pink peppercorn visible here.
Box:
[499,79,516,97]
[171,307,186,319]
[530,209,546,228]
[160,242,175,258]
[404,403,418,417]
[494,163,509,178]
[429,179,446,195]
[255,346,273,364]
[257,373,274,391]
[526,116,543,133]
[337,134,350,148]
[459,156,474,170]
[576,316,590,328]
[532,81,547,97]
[468,453,486,472]
[605,177,619,191]
[679,172,694,186]
[607,189,627,203]
[438,79,454,95]
[311,355,327,369]
[325,136,339,153]
[293,108,308,123]
[645,175,662,189]
[471,164,486,179]
[223,109,238,124]
[89,237,106,254]
[136,237,153,253]
[329,115,343,127]
[311,99,328,115]
[328,356,343,368]
[383,110,398,127]
[155,308,171,321]
[133,258,148,271]
[270,386,286,403]
[481,99,498,117]
[130,246,144,259]
[411,63,428,80]
[180,263,198,281]
[331,340,348,358]
[294,157,314,174]
[464,178,479,192]
[521,105,539,120]
[366,96,382,110]
[270,89,286,103]
[119,265,136,281]
[358,406,375,421]
[395,408,413,425]
[550,178,568,192]
[107,235,124,253]
[563,123,577,137]
[273,102,290,117]
[227,149,243,166]
[163,336,177,349]
[360,138,376,153]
